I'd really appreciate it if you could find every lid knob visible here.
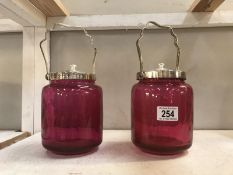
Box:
[70,64,77,72]
[158,63,165,70]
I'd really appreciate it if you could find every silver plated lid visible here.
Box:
[137,63,186,80]
[136,21,186,80]
[46,64,96,81]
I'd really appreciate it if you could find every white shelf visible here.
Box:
[0,0,45,27]
[47,11,233,30]
[1,1,233,29]
[0,19,22,32]
[0,130,233,175]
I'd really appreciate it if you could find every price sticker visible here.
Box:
[157,106,178,121]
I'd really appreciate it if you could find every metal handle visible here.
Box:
[136,21,181,72]
[40,32,50,75]
[40,23,97,77]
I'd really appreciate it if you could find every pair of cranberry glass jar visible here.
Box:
[41,21,193,155]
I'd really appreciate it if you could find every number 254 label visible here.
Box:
[157,106,178,121]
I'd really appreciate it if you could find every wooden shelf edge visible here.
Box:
[0,131,31,149]
[191,0,225,12]
[29,0,69,17]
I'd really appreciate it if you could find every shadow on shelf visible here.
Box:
[43,141,189,163]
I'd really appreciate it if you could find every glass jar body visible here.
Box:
[131,79,193,155]
[41,80,103,155]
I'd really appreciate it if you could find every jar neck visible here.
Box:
[139,78,185,84]
[50,79,95,85]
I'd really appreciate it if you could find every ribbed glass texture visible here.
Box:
[42,80,103,155]
[131,79,193,155]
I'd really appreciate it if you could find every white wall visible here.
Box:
[50,27,233,130]
[0,32,22,130]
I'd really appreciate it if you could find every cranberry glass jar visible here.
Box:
[40,27,102,155]
[41,65,103,155]
[131,21,193,155]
